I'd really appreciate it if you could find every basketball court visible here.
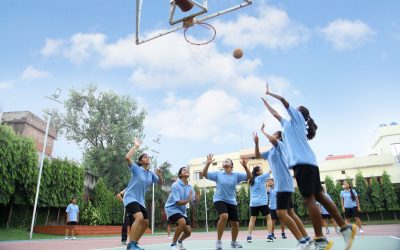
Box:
[1,224,399,250]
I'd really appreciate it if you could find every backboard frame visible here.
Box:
[135,0,253,45]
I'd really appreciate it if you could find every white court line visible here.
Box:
[389,236,400,240]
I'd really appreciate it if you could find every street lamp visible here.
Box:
[150,134,161,235]
[29,89,62,240]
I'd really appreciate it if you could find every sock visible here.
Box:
[171,242,176,246]
[178,240,182,243]
[304,236,311,241]
[298,237,307,244]
[272,233,275,236]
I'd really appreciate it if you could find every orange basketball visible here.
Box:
[233,48,243,59]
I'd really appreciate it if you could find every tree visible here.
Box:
[355,172,373,221]
[0,125,17,205]
[237,185,249,227]
[381,171,400,220]
[56,84,146,192]
[370,177,384,220]
[325,176,341,209]
[207,188,217,227]
[293,187,307,220]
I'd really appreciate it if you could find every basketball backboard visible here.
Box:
[135,0,252,45]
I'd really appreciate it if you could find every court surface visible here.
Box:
[0,224,399,250]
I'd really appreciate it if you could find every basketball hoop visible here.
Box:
[183,18,216,63]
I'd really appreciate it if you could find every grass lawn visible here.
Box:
[0,228,62,241]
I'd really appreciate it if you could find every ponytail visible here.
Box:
[298,106,318,140]
[249,166,261,186]
[349,186,356,201]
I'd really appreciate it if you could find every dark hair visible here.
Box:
[298,106,318,140]
[275,131,283,141]
[178,167,187,179]
[137,153,148,166]
[249,166,261,186]
[345,181,356,201]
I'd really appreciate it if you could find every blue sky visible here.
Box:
[1,0,399,174]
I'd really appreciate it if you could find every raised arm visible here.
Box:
[261,97,282,122]
[240,156,251,181]
[261,123,278,147]
[125,139,141,165]
[253,132,261,159]
[202,154,215,179]
[265,83,289,109]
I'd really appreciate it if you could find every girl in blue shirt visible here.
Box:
[262,84,356,250]
[341,181,363,233]
[203,154,251,250]
[164,167,195,250]
[124,139,163,250]
[259,124,311,249]
[246,134,272,243]
[266,178,287,242]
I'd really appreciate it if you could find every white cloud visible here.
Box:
[41,38,65,56]
[40,33,106,63]
[146,90,241,140]
[214,5,309,50]
[21,65,50,80]
[0,80,14,90]
[320,19,374,50]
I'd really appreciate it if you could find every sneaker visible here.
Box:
[296,241,313,250]
[170,245,179,250]
[177,242,186,250]
[71,236,77,240]
[230,241,243,248]
[121,241,128,245]
[267,235,274,242]
[326,228,330,234]
[272,235,277,241]
[64,236,69,240]
[127,242,144,250]
[246,236,252,243]
[335,227,340,234]
[314,238,333,250]
[282,233,287,239]
[359,229,364,234]
[216,240,222,250]
[341,224,357,250]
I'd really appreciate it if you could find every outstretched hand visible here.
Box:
[253,132,259,144]
[240,155,248,167]
[134,138,142,147]
[156,168,163,176]
[206,154,215,165]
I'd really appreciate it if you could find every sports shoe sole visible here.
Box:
[345,224,357,250]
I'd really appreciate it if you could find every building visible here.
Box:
[188,123,400,188]
[319,123,400,184]
[1,111,57,158]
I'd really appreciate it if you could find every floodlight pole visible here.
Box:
[203,178,208,232]
[150,135,161,234]
[29,89,62,240]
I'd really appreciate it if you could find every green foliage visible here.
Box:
[324,176,341,209]
[381,171,400,212]
[0,125,17,204]
[335,180,344,206]
[57,84,146,192]
[370,177,384,212]
[293,187,307,218]
[237,185,249,224]
[355,172,373,213]
[91,178,123,225]
[80,201,102,226]
[207,188,217,222]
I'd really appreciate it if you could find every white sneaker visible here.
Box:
[177,242,186,250]
[170,245,179,250]
[230,241,243,248]
[71,236,77,240]
[64,236,69,240]
[296,241,312,250]
[216,240,222,250]
[359,229,364,234]
[342,224,357,250]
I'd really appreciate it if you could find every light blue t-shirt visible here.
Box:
[261,141,294,193]
[164,179,195,218]
[317,193,333,215]
[66,203,79,222]
[207,171,247,205]
[341,189,358,208]
[123,162,159,207]
[280,105,318,168]
[268,187,277,210]
[249,172,270,207]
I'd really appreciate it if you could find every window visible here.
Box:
[341,170,346,174]
[193,171,203,181]
[212,162,217,166]
[390,143,400,163]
